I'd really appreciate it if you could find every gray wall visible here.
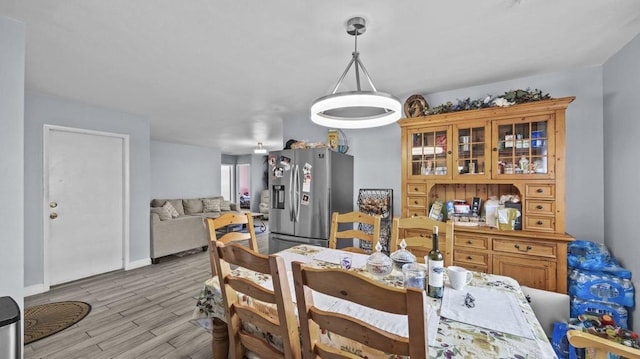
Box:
[150,141,221,199]
[284,67,604,242]
[24,92,151,288]
[603,32,640,330]
[0,15,25,314]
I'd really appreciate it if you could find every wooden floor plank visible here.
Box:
[24,230,269,358]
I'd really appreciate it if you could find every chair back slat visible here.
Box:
[238,332,284,359]
[310,307,410,354]
[292,261,427,358]
[300,266,407,314]
[226,276,276,304]
[218,242,271,273]
[205,213,259,276]
[234,306,281,335]
[215,241,301,359]
[328,211,381,254]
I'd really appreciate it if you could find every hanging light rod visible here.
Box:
[311,17,401,129]
[254,142,267,154]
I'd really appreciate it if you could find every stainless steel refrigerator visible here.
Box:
[268,148,353,253]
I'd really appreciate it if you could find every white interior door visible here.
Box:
[45,126,128,286]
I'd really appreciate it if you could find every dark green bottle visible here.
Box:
[427,225,444,298]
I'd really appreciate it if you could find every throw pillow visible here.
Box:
[183,199,204,214]
[163,201,180,218]
[203,198,221,212]
[151,207,172,221]
[220,200,232,211]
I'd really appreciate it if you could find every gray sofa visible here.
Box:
[150,196,241,263]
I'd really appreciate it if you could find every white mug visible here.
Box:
[448,266,473,290]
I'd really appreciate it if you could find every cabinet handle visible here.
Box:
[414,200,419,205]
[467,256,473,260]
[514,244,532,252]
[420,233,426,238]
[536,188,544,193]
[414,187,419,192]
[467,240,473,244]
[536,220,544,225]
[536,205,544,210]
[492,147,497,152]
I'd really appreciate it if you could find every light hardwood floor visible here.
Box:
[24,231,269,359]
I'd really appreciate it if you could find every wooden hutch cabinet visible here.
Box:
[398,97,575,293]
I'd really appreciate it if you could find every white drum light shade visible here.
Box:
[311,91,402,129]
[311,17,402,129]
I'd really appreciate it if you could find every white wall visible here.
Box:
[603,32,640,330]
[0,14,25,319]
[150,141,221,199]
[284,67,605,242]
[24,92,150,289]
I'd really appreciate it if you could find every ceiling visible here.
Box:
[2,1,640,155]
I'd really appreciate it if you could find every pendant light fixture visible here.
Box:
[311,17,402,129]
[254,142,267,154]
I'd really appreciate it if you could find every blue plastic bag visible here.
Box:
[568,268,634,307]
[568,240,631,279]
[570,297,628,329]
[551,322,585,359]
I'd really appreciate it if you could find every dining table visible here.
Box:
[192,244,557,358]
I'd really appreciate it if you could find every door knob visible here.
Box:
[50,213,58,219]
[49,202,58,208]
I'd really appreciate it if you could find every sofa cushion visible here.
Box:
[220,199,232,211]
[163,201,180,218]
[151,206,172,221]
[203,198,221,212]
[183,199,204,214]
[150,198,166,207]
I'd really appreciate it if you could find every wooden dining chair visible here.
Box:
[328,211,381,254]
[214,241,301,359]
[389,216,454,265]
[205,213,259,276]
[566,330,640,359]
[292,261,428,358]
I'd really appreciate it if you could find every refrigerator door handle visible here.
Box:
[288,164,294,221]
[294,164,301,222]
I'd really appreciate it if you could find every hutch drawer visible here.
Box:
[525,184,555,199]
[407,183,426,195]
[454,250,488,266]
[526,200,555,215]
[524,216,555,232]
[454,234,489,250]
[493,238,557,258]
[407,196,426,207]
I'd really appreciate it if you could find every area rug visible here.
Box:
[24,301,91,344]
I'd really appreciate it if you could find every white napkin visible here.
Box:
[440,285,534,339]
[276,250,316,271]
[325,296,439,346]
[312,248,369,269]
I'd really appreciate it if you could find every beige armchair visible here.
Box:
[259,189,269,219]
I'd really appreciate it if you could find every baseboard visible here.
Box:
[24,283,47,297]
[126,258,151,270]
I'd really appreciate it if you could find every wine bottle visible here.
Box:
[427,225,444,298]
